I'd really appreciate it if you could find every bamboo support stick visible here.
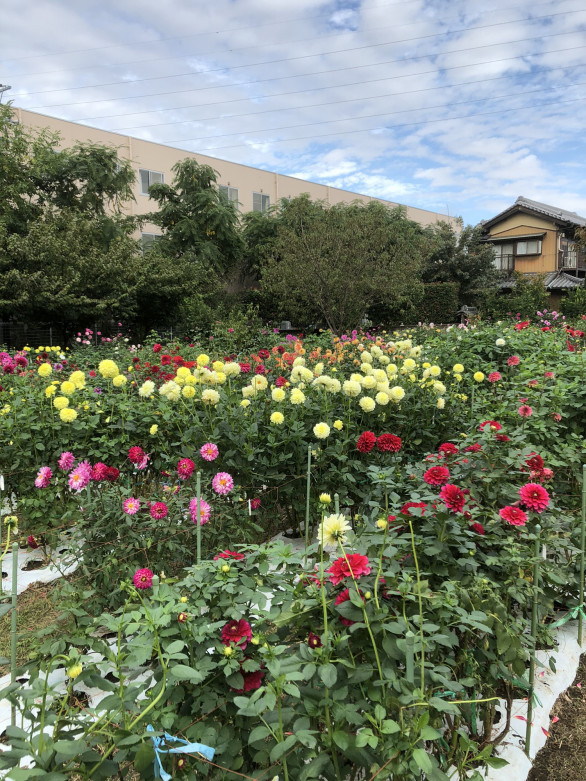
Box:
[525,524,541,757]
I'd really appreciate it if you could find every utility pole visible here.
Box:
[0,84,12,103]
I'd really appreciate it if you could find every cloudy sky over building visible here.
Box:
[2,0,586,224]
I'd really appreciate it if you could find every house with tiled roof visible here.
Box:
[481,197,585,301]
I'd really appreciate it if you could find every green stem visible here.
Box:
[408,520,426,693]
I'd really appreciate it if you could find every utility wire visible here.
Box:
[24,43,586,112]
[5,8,580,82]
[108,72,586,132]
[19,26,586,97]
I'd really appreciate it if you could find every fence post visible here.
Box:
[334,493,339,515]
[578,464,586,645]
[405,631,415,684]
[196,471,201,565]
[304,447,312,562]
[0,473,3,595]
[525,524,541,757]
[10,541,18,726]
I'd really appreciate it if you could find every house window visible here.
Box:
[516,239,542,255]
[252,192,270,212]
[492,243,514,271]
[219,185,239,206]
[139,169,164,195]
[141,232,161,251]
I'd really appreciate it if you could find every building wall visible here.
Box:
[15,107,458,231]
[487,213,558,274]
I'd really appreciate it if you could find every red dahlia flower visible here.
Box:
[307,632,323,649]
[439,484,466,513]
[519,483,550,513]
[495,434,510,442]
[161,355,172,365]
[334,588,365,626]
[464,443,482,453]
[221,619,252,649]
[90,462,108,481]
[401,501,427,517]
[177,457,195,480]
[258,349,270,360]
[236,669,265,692]
[438,442,459,456]
[275,376,287,387]
[357,431,377,453]
[525,453,544,471]
[213,550,246,561]
[499,506,528,526]
[150,501,168,520]
[423,465,450,486]
[478,420,501,432]
[470,522,486,535]
[153,343,162,353]
[128,445,145,465]
[376,433,402,453]
[104,466,120,482]
[327,554,371,585]
[133,568,154,589]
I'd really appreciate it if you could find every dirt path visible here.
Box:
[528,656,586,781]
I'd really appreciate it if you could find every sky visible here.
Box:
[2,0,586,225]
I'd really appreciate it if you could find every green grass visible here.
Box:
[0,581,71,675]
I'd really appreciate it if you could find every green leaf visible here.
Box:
[333,731,349,750]
[420,725,441,740]
[169,664,204,683]
[318,663,337,688]
[133,742,155,773]
[413,748,432,773]
[249,725,271,744]
[484,757,509,769]
[381,719,401,734]
[165,640,185,655]
[54,739,86,757]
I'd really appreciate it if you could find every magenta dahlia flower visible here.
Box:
[90,462,108,481]
[519,483,550,513]
[68,461,92,491]
[150,502,168,520]
[58,451,76,472]
[133,568,154,589]
[212,472,234,495]
[35,466,52,488]
[190,497,211,525]
[200,442,219,461]
[128,445,145,464]
[177,458,195,480]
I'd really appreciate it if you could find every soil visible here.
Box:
[527,655,586,781]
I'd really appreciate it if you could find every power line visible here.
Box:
[107,70,585,133]
[180,95,586,153]
[71,61,585,126]
[126,82,586,145]
[24,43,586,112]
[19,26,586,98]
[6,8,578,82]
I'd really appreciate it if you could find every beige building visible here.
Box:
[14,107,458,244]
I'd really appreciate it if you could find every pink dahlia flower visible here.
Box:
[123,497,141,515]
[58,451,76,472]
[35,466,52,488]
[507,355,520,366]
[133,568,153,589]
[478,420,501,432]
[519,483,550,513]
[488,371,502,383]
[250,497,261,510]
[327,554,371,585]
[177,457,195,480]
[221,618,252,649]
[69,461,92,491]
[150,501,168,520]
[190,497,211,525]
[439,484,466,513]
[212,472,234,495]
[518,405,533,418]
[499,505,528,526]
[200,442,219,461]
[423,465,450,486]
[90,462,108,481]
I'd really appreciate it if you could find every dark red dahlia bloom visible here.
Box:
[439,484,466,513]
[499,505,528,526]
[221,619,253,649]
[495,433,510,442]
[213,550,246,561]
[400,501,427,517]
[150,501,168,520]
[376,433,402,453]
[28,534,40,549]
[438,442,459,456]
[104,466,120,482]
[250,498,261,510]
[153,343,162,353]
[258,349,270,360]
[327,554,371,585]
[525,453,544,471]
[464,443,482,453]
[519,483,550,513]
[470,522,486,535]
[423,465,450,486]
[161,355,172,365]
[307,632,323,649]
[128,445,145,464]
[239,362,251,373]
[254,363,266,375]
[357,431,376,453]
[275,376,287,387]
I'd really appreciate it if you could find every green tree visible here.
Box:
[146,158,244,273]
[421,221,497,304]
[261,196,425,333]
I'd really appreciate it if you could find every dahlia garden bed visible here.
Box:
[0,316,585,780]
